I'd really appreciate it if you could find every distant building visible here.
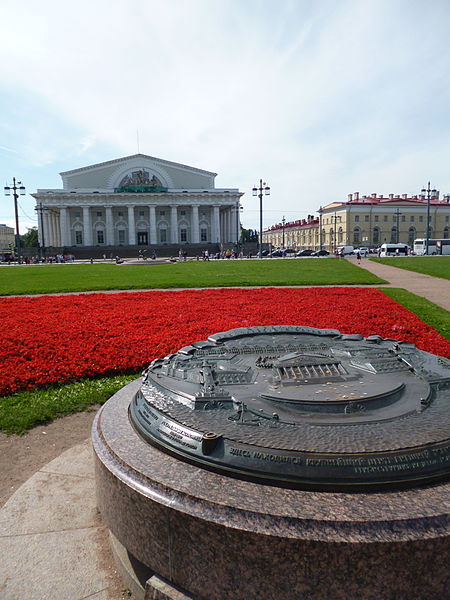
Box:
[263,192,450,251]
[31,154,243,251]
[0,224,15,253]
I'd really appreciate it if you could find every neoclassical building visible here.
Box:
[263,191,450,251]
[32,154,243,249]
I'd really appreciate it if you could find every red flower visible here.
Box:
[0,287,448,396]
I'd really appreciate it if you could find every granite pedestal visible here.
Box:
[93,379,449,600]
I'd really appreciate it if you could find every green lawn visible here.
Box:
[370,256,450,280]
[0,258,385,295]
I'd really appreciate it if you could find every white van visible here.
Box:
[379,243,409,257]
[337,246,354,256]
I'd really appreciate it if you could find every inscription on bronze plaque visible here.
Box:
[129,326,450,490]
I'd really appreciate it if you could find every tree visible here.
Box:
[21,227,39,248]
[241,227,258,242]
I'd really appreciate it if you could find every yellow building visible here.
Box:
[0,224,15,253]
[263,192,450,251]
[263,215,319,250]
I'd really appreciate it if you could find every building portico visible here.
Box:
[32,154,243,251]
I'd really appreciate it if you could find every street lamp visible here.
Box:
[252,179,270,259]
[282,216,285,251]
[318,206,323,250]
[4,178,25,263]
[421,182,436,255]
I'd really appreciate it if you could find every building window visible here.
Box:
[419,216,423,222]
[160,229,167,243]
[96,212,102,217]
[444,228,449,239]
[373,228,380,244]
[97,230,104,244]
[355,215,359,222]
[384,215,388,222]
[160,210,165,217]
[75,231,83,245]
[139,211,145,217]
[410,216,415,222]
[401,215,406,222]
[200,228,208,242]
[118,230,125,244]
[374,215,379,222]
[180,210,186,216]
[390,227,397,243]
[445,216,449,223]
[408,228,416,245]
[364,215,369,222]
[180,228,187,242]
[118,211,123,217]
[75,212,81,218]
[353,228,360,244]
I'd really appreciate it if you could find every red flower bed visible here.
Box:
[0,287,448,396]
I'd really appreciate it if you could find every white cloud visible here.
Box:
[0,0,449,228]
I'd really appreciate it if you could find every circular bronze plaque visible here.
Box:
[129,326,450,490]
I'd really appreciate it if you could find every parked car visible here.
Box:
[270,249,295,257]
[356,247,369,256]
[296,249,314,257]
[312,250,330,257]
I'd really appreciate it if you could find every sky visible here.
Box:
[1,0,449,233]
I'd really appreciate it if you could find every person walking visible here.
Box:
[356,250,361,264]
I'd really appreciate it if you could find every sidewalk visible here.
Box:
[349,257,450,312]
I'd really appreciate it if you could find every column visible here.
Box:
[171,205,178,243]
[105,206,114,245]
[213,205,220,243]
[128,206,136,245]
[191,205,200,243]
[83,206,93,246]
[149,206,157,244]
[59,207,70,247]
[44,212,52,246]
[231,206,237,244]
[227,208,232,243]
[55,212,61,246]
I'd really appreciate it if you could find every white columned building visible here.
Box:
[32,154,243,251]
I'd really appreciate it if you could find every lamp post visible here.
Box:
[282,216,285,252]
[252,179,270,259]
[421,182,436,255]
[394,207,402,244]
[4,178,25,263]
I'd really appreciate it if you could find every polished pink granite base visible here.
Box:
[93,380,450,600]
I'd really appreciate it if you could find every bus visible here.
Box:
[413,239,450,256]
[379,243,409,257]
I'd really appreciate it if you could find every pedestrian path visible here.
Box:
[349,257,450,312]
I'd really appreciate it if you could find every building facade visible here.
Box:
[263,192,450,251]
[0,224,15,253]
[31,154,243,250]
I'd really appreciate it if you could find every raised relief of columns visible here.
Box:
[171,205,178,243]
[83,206,93,246]
[105,206,114,245]
[59,207,70,247]
[191,205,200,243]
[149,206,157,244]
[213,205,220,243]
[128,206,136,245]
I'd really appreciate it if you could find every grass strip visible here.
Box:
[379,288,450,341]
[0,374,136,435]
[0,259,385,295]
[371,256,450,280]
